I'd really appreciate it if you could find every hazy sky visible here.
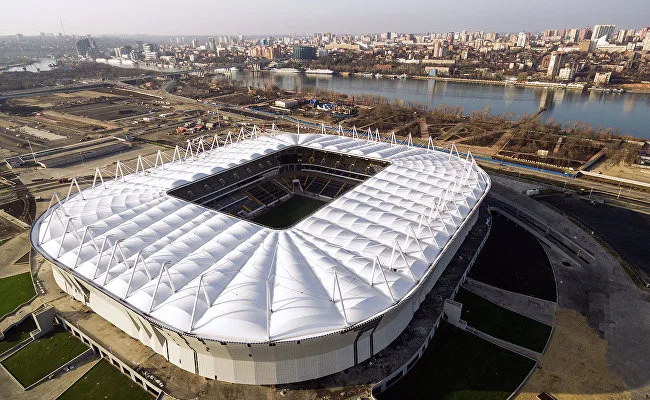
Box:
[2,0,648,36]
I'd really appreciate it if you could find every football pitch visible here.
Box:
[252,195,327,229]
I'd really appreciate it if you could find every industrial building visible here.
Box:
[31,131,490,385]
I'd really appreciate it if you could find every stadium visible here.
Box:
[31,129,490,385]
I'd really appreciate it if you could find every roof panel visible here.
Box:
[32,133,490,343]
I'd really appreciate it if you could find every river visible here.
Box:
[1,58,55,73]
[217,71,650,139]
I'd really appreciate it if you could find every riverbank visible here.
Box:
[412,76,592,91]
[411,75,509,86]
[221,70,650,139]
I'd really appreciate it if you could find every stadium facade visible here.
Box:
[31,131,490,385]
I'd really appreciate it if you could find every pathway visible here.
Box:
[0,352,99,400]
[464,325,542,361]
[0,232,30,278]
[490,178,650,400]
[463,278,556,326]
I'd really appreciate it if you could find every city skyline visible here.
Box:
[2,0,649,36]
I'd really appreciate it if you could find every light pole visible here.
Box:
[26,137,37,164]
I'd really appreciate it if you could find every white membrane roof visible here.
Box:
[33,133,490,342]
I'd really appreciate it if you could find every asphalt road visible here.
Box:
[539,193,650,285]
[491,180,650,399]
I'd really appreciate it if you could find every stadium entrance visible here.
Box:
[168,146,390,229]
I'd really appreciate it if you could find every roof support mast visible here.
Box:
[370,257,396,303]
[190,274,211,331]
[92,168,106,189]
[149,262,174,313]
[390,240,417,282]
[331,271,348,326]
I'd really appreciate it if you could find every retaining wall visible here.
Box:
[57,315,163,397]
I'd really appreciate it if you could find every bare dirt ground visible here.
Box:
[0,217,23,240]
[516,308,631,400]
[11,90,123,108]
[595,162,650,185]
[492,179,650,400]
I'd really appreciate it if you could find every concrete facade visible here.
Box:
[48,210,480,385]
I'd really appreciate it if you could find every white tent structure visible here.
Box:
[32,132,490,385]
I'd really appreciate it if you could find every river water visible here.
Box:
[2,58,55,73]
[219,71,650,139]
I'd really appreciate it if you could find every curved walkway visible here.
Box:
[463,279,556,326]
[490,179,650,400]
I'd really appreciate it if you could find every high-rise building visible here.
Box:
[547,51,565,79]
[209,37,216,51]
[432,40,448,58]
[517,32,528,47]
[292,45,316,61]
[592,24,616,41]
[142,43,157,60]
[616,30,628,43]
[75,37,98,57]
[579,40,597,53]
[579,28,592,41]
[558,65,576,81]
[594,71,612,85]
[143,51,158,61]
[643,36,650,52]
[567,28,579,43]
[639,27,649,39]
[191,38,198,48]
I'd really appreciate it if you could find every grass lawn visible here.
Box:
[0,272,35,318]
[1,327,88,387]
[468,213,557,302]
[455,288,552,353]
[58,359,152,400]
[376,322,536,400]
[252,195,326,228]
[0,316,37,355]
